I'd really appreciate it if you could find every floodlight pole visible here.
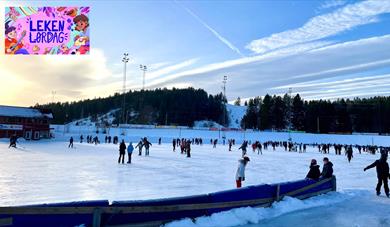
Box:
[288,87,292,142]
[222,76,227,142]
[140,65,147,90]
[122,53,130,125]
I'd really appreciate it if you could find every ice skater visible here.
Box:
[118,140,126,164]
[68,137,74,148]
[364,152,389,197]
[143,137,152,156]
[135,139,143,156]
[127,142,134,164]
[186,140,191,158]
[172,139,176,152]
[235,156,250,188]
[238,141,248,157]
[346,146,353,163]
[8,135,17,148]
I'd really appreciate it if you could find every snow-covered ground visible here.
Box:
[1,128,389,226]
[227,104,246,128]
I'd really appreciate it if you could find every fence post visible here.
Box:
[92,208,102,227]
[331,175,337,191]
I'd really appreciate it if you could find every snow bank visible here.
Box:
[165,190,362,227]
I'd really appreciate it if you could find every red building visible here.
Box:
[0,105,53,140]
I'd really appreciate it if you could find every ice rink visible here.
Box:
[1,128,389,226]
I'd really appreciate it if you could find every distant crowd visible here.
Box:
[65,135,390,197]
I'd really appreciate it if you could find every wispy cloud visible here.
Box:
[147,58,198,81]
[175,1,245,58]
[146,41,333,87]
[246,0,390,54]
[319,0,347,10]
[147,34,390,101]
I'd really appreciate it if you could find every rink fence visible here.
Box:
[0,176,336,227]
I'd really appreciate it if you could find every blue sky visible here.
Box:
[1,0,390,105]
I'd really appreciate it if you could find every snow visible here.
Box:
[69,109,119,127]
[0,105,53,119]
[167,190,390,227]
[1,127,390,226]
[226,104,246,129]
[193,120,222,128]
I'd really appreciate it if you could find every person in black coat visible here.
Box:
[118,140,126,164]
[306,159,321,180]
[68,137,74,148]
[346,146,353,163]
[364,153,389,197]
[321,157,333,178]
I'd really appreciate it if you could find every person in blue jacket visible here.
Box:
[127,142,134,164]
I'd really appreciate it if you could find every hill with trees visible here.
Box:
[241,94,390,134]
[36,88,227,126]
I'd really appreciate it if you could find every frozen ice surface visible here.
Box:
[1,128,389,226]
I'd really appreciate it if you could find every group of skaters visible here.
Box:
[69,135,122,148]
[172,138,192,157]
[315,143,383,155]
[65,134,390,197]
[117,137,152,164]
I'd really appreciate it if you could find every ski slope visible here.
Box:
[0,128,389,227]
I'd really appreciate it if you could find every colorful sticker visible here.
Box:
[4,7,90,55]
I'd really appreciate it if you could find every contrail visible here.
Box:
[176,1,245,58]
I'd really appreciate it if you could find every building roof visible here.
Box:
[0,105,53,119]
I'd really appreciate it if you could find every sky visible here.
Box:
[1,0,390,106]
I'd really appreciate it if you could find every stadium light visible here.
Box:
[139,64,147,90]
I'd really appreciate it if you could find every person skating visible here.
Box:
[143,137,152,156]
[346,146,353,163]
[364,153,389,197]
[306,159,321,180]
[135,139,143,156]
[186,140,191,158]
[8,135,17,148]
[80,135,83,143]
[118,140,126,164]
[213,139,218,148]
[158,137,162,145]
[127,142,134,164]
[68,137,74,148]
[238,141,248,157]
[235,156,250,188]
[321,157,333,178]
[172,139,176,152]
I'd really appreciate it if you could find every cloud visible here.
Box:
[147,58,198,81]
[0,49,115,105]
[176,1,245,57]
[146,41,334,88]
[319,0,347,10]
[246,0,390,54]
[147,34,390,101]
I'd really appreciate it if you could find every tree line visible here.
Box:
[240,94,390,134]
[36,88,227,126]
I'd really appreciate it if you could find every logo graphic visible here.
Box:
[4,7,90,55]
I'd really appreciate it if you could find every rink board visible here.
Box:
[0,176,336,227]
